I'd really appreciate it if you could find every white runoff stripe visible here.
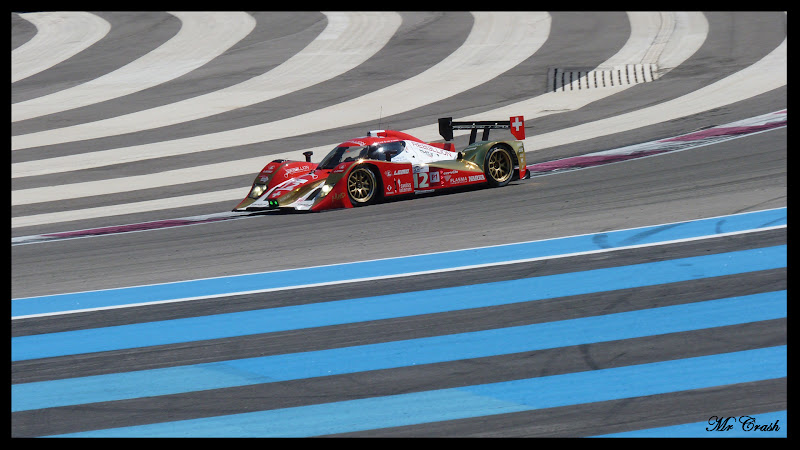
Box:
[12,12,111,83]
[406,11,782,152]
[11,11,256,122]
[398,12,707,140]
[11,12,402,151]
[11,13,785,228]
[522,33,786,152]
[10,11,692,224]
[450,12,709,128]
[12,153,337,227]
[11,12,551,179]
[606,12,676,67]
[652,12,709,72]
[11,189,245,230]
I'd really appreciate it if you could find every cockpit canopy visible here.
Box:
[368,141,406,161]
[317,141,407,169]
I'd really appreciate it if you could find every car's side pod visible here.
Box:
[438,116,525,144]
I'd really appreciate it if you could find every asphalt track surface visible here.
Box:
[11,12,786,437]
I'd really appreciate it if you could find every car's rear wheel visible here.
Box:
[347,166,379,206]
[484,145,514,187]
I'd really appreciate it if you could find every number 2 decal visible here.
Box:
[413,172,429,189]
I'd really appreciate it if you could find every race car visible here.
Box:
[233,116,528,212]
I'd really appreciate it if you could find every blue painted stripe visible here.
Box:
[12,290,786,412]
[11,245,786,361]
[51,346,787,437]
[594,410,786,437]
[11,207,786,317]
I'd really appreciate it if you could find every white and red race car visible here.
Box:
[233,116,527,212]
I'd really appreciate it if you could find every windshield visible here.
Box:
[368,141,405,161]
[316,146,368,170]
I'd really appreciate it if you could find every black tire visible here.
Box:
[347,166,380,206]
[484,145,514,187]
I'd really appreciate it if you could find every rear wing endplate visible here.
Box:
[438,116,525,144]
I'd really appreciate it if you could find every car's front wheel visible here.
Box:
[347,166,380,206]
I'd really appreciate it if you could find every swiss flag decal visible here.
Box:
[509,116,525,140]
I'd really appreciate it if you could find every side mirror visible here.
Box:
[303,151,313,162]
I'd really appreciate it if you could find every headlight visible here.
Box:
[249,183,267,199]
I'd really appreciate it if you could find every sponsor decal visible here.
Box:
[450,176,469,184]
[469,174,486,182]
[270,178,308,197]
[412,165,429,173]
[332,192,346,200]
[398,182,413,193]
[417,148,439,158]
[429,171,440,183]
[384,168,411,177]
[408,141,452,157]
[283,165,311,178]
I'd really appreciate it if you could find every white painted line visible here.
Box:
[656,11,709,73]
[523,35,786,152]
[11,12,256,122]
[11,12,402,152]
[11,144,331,208]
[449,12,708,130]
[527,124,785,180]
[399,12,706,139]
[11,188,246,229]
[609,12,674,67]
[10,12,551,178]
[640,12,675,66]
[11,13,783,228]
[3,9,708,221]
[12,211,246,246]
[12,12,111,83]
[14,205,785,297]
[11,224,786,319]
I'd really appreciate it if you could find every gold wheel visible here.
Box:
[347,167,377,205]
[486,146,513,186]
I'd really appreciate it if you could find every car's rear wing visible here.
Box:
[438,116,525,144]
